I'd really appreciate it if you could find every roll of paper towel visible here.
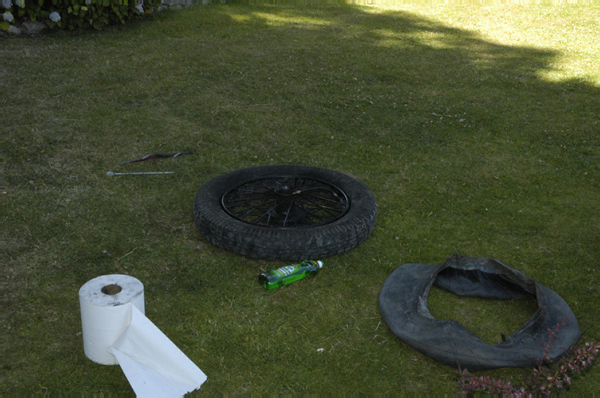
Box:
[79,274,207,397]
[80,274,145,365]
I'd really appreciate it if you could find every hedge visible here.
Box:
[1,0,163,31]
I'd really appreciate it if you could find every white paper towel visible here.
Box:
[79,274,207,396]
[80,274,145,365]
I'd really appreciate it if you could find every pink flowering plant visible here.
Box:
[456,322,599,396]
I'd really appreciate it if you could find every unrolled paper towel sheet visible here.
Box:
[80,275,207,397]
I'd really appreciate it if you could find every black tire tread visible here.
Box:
[193,165,377,261]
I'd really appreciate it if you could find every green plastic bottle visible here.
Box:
[259,260,323,290]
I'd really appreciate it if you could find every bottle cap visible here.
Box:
[316,260,323,268]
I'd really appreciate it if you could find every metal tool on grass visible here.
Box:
[117,151,193,165]
[107,171,174,177]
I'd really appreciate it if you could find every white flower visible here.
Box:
[49,11,61,22]
[135,4,143,13]
[2,0,12,9]
[15,0,24,7]
[3,11,14,22]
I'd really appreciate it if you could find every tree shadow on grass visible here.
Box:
[162,5,598,157]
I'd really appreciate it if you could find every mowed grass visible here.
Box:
[2,4,599,394]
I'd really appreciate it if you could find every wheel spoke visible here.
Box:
[295,202,329,224]
[231,198,277,219]
[226,194,275,208]
[248,201,283,226]
[294,193,344,209]
[221,175,349,228]
[295,189,345,204]
[294,198,344,218]
[281,200,295,227]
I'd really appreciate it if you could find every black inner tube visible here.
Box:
[378,254,581,371]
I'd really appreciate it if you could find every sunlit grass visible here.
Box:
[413,5,600,84]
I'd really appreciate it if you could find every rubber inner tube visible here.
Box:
[378,254,581,371]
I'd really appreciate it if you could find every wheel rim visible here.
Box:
[221,175,350,228]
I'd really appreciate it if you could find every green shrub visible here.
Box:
[1,0,162,31]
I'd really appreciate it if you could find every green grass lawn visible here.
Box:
[2,4,599,394]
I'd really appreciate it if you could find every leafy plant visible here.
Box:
[1,0,160,31]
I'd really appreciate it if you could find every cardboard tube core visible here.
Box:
[101,284,122,295]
